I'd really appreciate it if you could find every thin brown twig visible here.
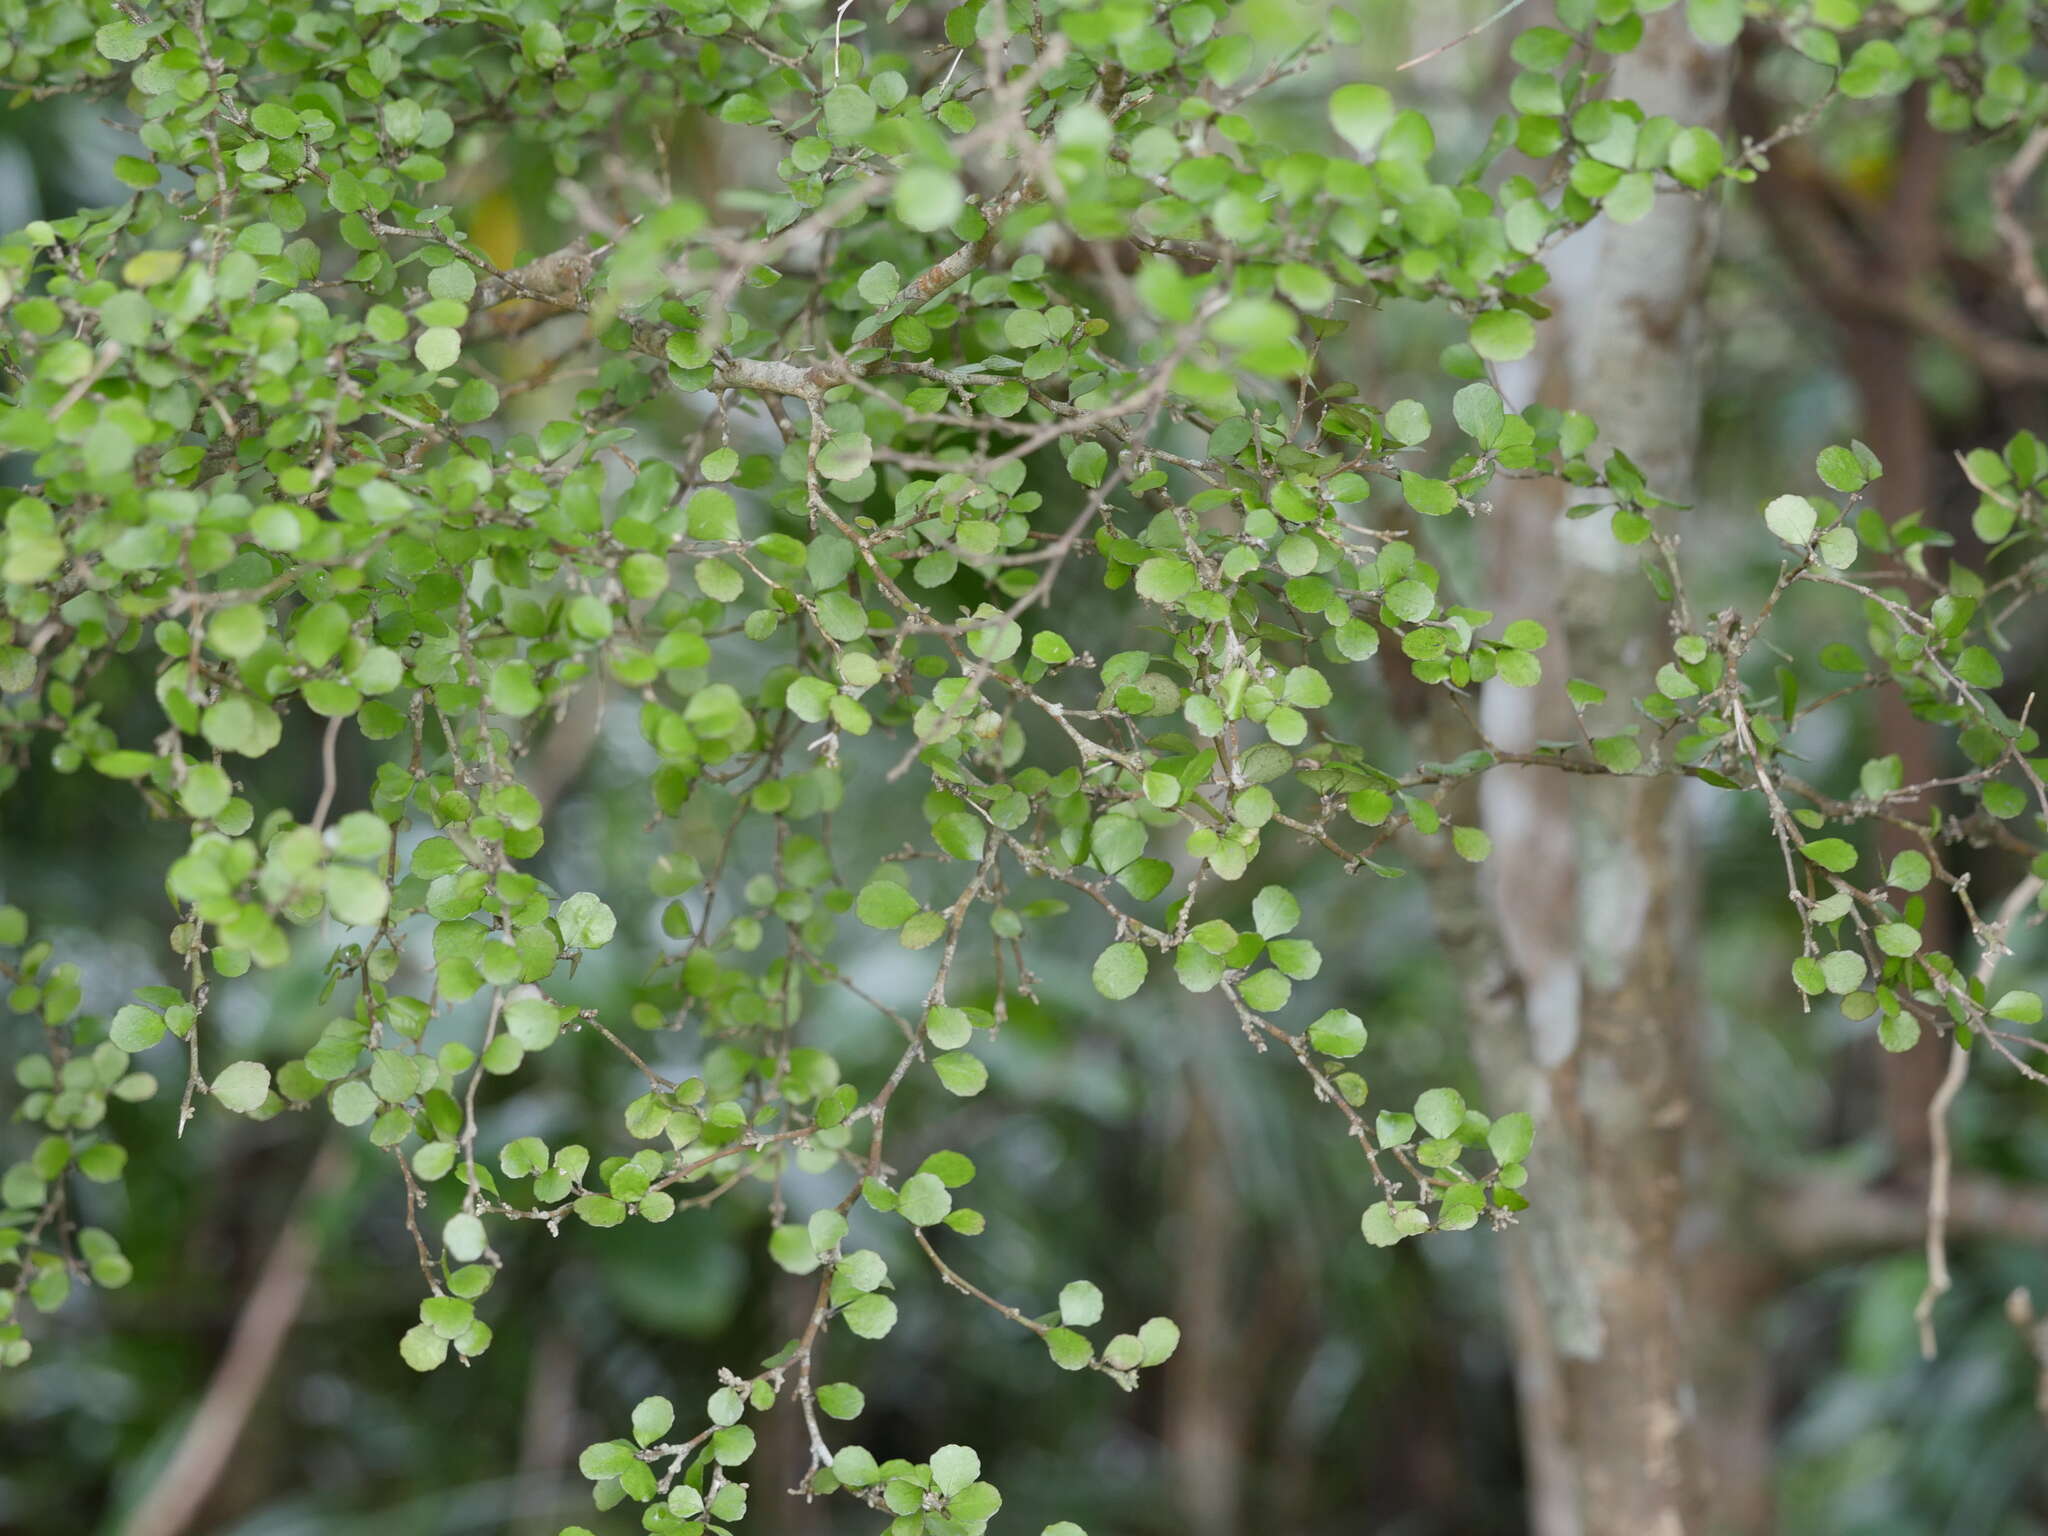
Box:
[1398,0,1529,71]
[308,713,343,834]
[1916,872,2045,1359]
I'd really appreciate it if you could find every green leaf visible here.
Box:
[711,1424,755,1466]
[96,20,150,60]
[1604,171,1656,225]
[1452,825,1492,862]
[1238,968,1292,1012]
[1401,472,1457,517]
[1800,839,1857,874]
[1058,1280,1104,1327]
[327,867,390,927]
[1092,941,1148,1000]
[817,1382,866,1419]
[1414,1087,1466,1140]
[1452,383,1506,447]
[488,661,542,717]
[822,84,876,140]
[1307,1008,1367,1058]
[1360,1202,1407,1247]
[1488,1111,1533,1165]
[1384,399,1430,446]
[894,167,964,232]
[1840,39,1908,99]
[1252,885,1300,938]
[1685,0,1744,45]
[414,326,461,372]
[919,1150,977,1187]
[1666,127,1724,190]
[109,1005,166,1052]
[833,1445,881,1486]
[400,1323,449,1372]
[930,1444,981,1497]
[1886,851,1932,891]
[1955,646,2004,689]
[1045,1328,1093,1371]
[687,489,739,540]
[931,1051,988,1097]
[815,591,869,642]
[898,1172,953,1226]
[770,1225,821,1275]
[858,262,901,305]
[557,892,617,949]
[817,432,874,482]
[845,1293,898,1339]
[211,1060,270,1114]
[1138,1315,1180,1365]
[443,1212,486,1262]
[629,1395,675,1447]
[1135,557,1196,604]
[1878,1011,1921,1052]
[1815,445,1868,493]
[858,881,920,929]
[1383,579,1434,624]
[1819,950,1867,994]
[578,1440,638,1480]
[1763,494,1816,547]
[521,18,565,67]
[1469,310,1535,362]
[1992,990,2043,1025]
[1329,83,1394,153]
[575,1194,625,1227]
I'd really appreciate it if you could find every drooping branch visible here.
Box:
[1915,873,2046,1358]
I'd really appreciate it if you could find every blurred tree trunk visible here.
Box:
[513,1321,582,1536]
[1418,15,1745,1535]
[1164,1076,1245,1536]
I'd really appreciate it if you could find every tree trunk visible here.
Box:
[1424,15,1741,1535]
[1164,1073,1246,1536]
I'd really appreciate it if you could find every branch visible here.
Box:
[462,184,1042,403]
[307,712,342,834]
[1741,114,2048,386]
[1991,121,2048,339]
[1397,0,1529,72]
[1767,1171,2048,1264]
[1916,873,2045,1359]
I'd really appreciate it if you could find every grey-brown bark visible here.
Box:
[1416,15,1740,1536]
